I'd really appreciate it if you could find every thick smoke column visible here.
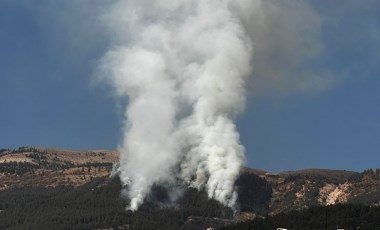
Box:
[101,0,254,211]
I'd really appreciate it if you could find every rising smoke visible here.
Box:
[100,0,322,211]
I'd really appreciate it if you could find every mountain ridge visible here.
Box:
[1,147,379,217]
[0,146,364,174]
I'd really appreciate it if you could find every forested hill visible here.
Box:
[0,147,270,229]
[0,147,380,229]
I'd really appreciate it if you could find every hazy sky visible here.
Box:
[1,0,379,172]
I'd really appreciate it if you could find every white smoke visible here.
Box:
[99,0,321,211]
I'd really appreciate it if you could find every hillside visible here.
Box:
[270,169,380,215]
[244,166,380,215]
[0,147,117,189]
[221,204,380,230]
[0,147,380,229]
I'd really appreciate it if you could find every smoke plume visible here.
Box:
[100,0,321,211]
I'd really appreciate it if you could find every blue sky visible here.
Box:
[1,1,379,172]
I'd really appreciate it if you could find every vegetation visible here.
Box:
[0,171,267,229]
[236,172,272,213]
[0,176,234,230]
[349,168,380,182]
[284,173,342,186]
[221,204,380,230]
[0,161,39,175]
[2,175,379,230]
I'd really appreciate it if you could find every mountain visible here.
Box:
[0,147,379,229]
